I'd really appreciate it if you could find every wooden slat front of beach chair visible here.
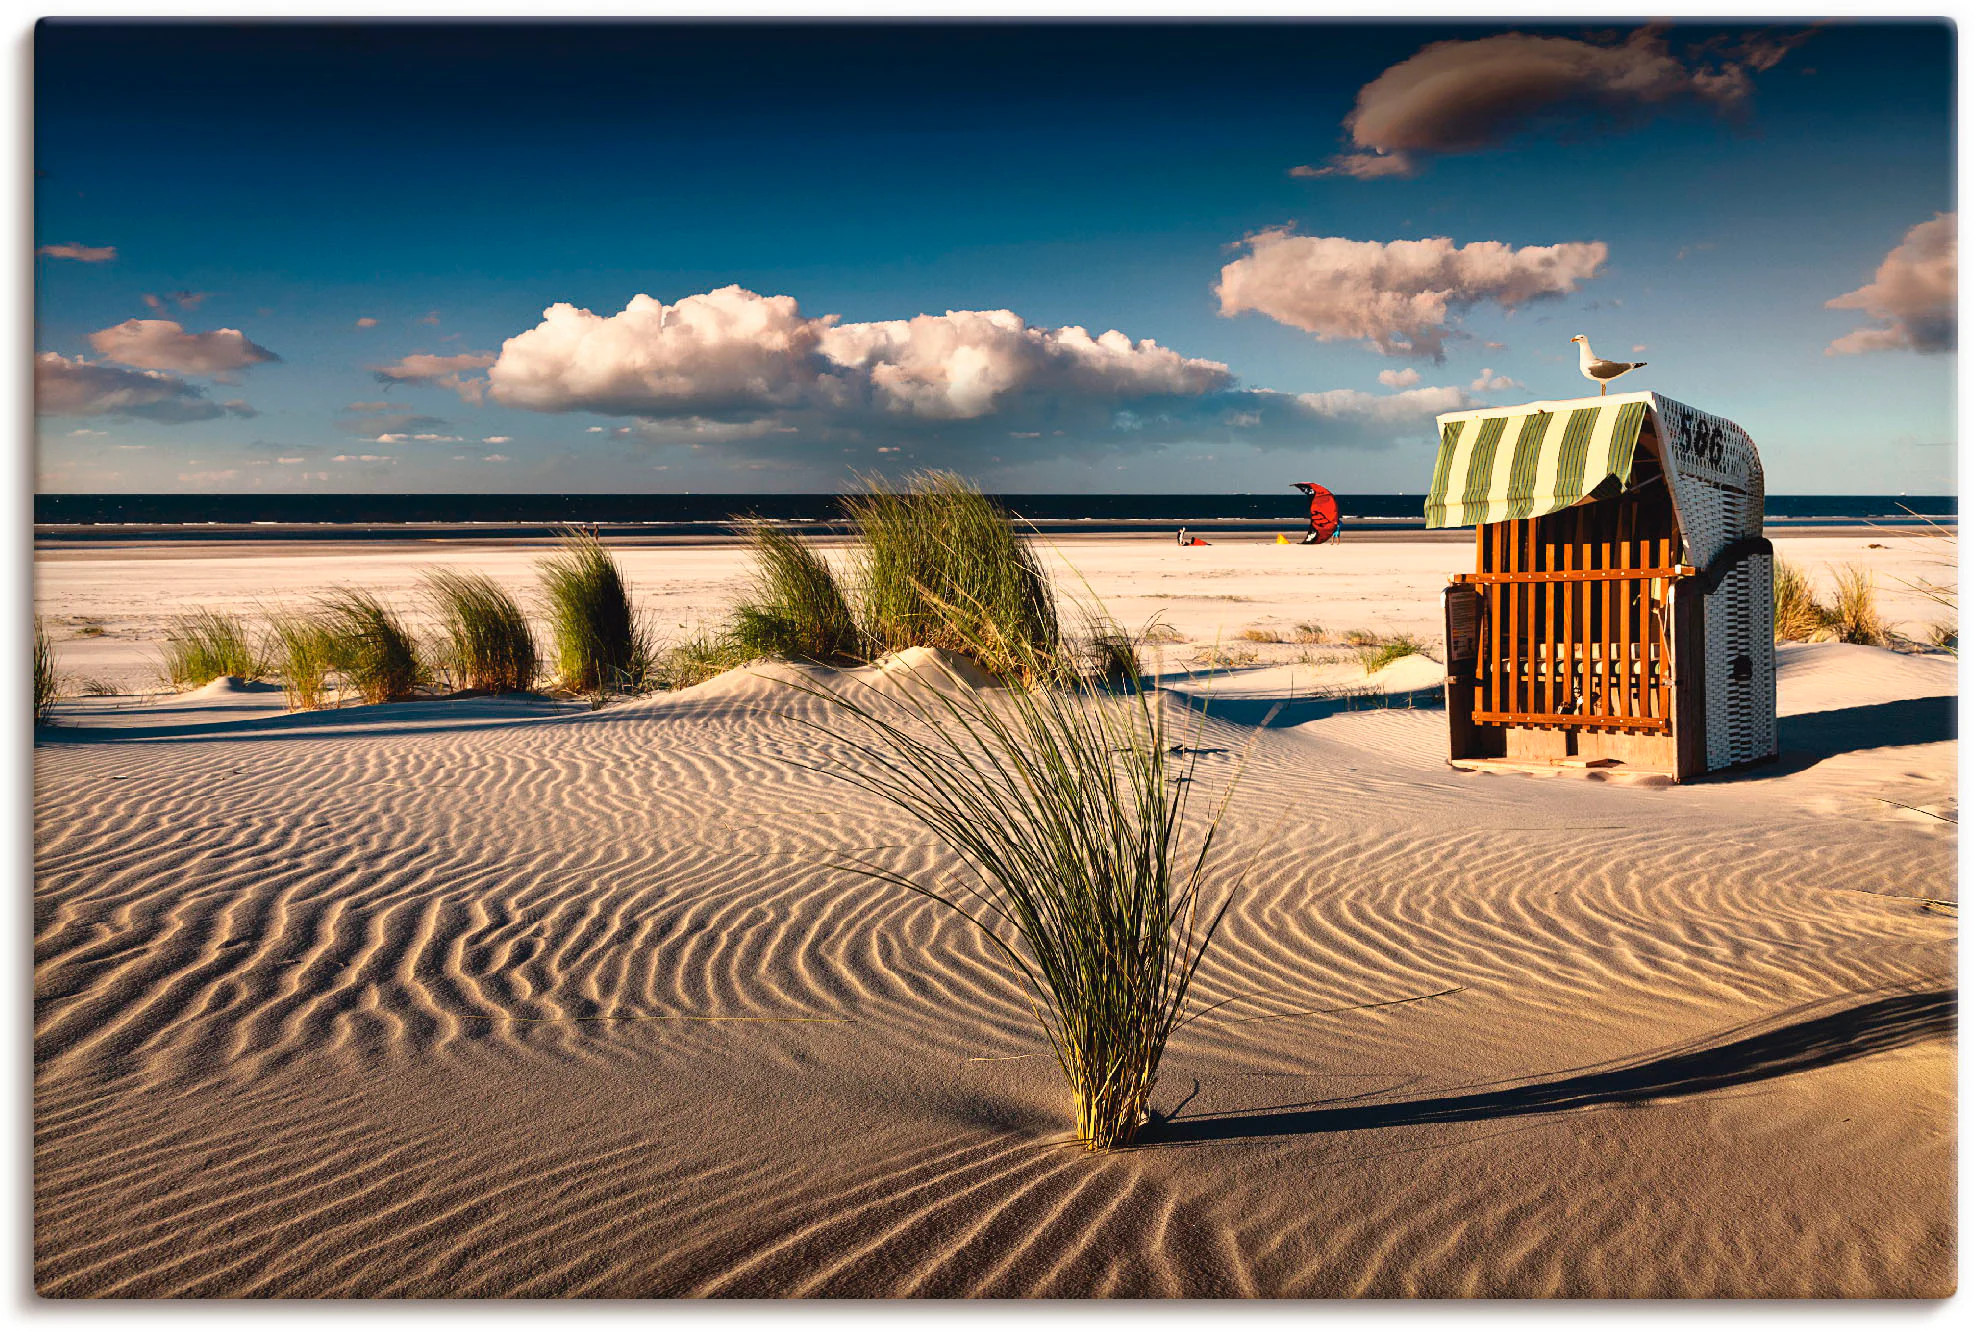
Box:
[1455,461,1684,771]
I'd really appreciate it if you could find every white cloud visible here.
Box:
[484,285,1232,426]
[86,319,280,378]
[1377,367,1422,388]
[331,454,395,464]
[35,353,228,424]
[483,454,510,462]
[1468,367,1524,393]
[1825,212,1957,355]
[1291,383,1474,426]
[482,435,512,444]
[66,428,107,437]
[1216,228,1608,359]
[371,350,496,402]
[355,316,379,329]
[37,242,116,262]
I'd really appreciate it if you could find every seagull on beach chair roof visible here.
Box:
[1571,336,1646,395]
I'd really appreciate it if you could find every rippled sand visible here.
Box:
[33,625,1955,1297]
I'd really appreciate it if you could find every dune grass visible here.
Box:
[1356,632,1428,675]
[320,591,423,704]
[34,618,59,723]
[844,472,1060,681]
[155,609,266,690]
[1773,559,1828,642]
[1827,563,1891,646]
[729,521,859,664]
[779,633,1250,1151]
[657,628,755,693]
[267,610,340,711]
[424,569,538,693]
[538,528,651,694]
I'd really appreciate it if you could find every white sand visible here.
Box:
[34,530,1956,693]
[31,533,1956,1296]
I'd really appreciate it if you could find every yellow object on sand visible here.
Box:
[1276,533,1290,544]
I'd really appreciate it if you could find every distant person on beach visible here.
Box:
[1177,527,1187,546]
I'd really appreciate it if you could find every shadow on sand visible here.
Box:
[1149,989,1953,1146]
[1163,684,1445,729]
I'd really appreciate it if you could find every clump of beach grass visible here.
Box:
[1827,563,1891,646]
[729,521,859,664]
[1238,626,1285,644]
[1772,559,1828,642]
[423,569,538,693]
[1927,621,1958,653]
[538,527,651,694]
[320,591,423,704]
[779,632,1252,1151]
[657,628,753,693]
[1288,622,1326,645]
[34,618,60,722]
[155,609,266,690]
[267,610,340,711]
[1356,632,1428,675]
[1076,611,1143,686]
[1137,616,1186,646]
[845,471,1060,681]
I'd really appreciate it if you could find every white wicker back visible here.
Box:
[1649,393,1776,772]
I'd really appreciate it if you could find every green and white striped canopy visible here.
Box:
[1424,397,1650,529]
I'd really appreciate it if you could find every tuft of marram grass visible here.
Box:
[538,527,651,694]
[267,610,340,711]
[658,628,754,692]
[1238,626,1285,644]
[1827,563,1890,646]
[729,521,859,664]
[1076,611,1143,686]
[1927,621,1958,653]
[423,568,538,693]
[778,633,1253,1152]
[1772,559,1827,642]
[1357,632,1428,675]
[155,609,266,690]
[320,590,423,704]
[845,471,1060,681]
[34,618,60,723]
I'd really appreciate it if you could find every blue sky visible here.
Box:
[33,19,1956,494]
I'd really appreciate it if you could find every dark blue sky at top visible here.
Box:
[33,19,1957,494]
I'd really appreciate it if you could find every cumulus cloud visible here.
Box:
[1825,212,1956,355]
[1377,367,1422,388]
[482,435,512,444]
[371,350,497,402]
[466,283,1485,466]
[482,286,1232,422]
[1304,28,1809,178]
[1291,383,1475,426]
[1469,367,1524,393]
[1216,228,1608,359]
[37,242,117,262]
[35,353,229,424]
[86,319,280,378]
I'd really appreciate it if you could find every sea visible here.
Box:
[32,493,1956,542]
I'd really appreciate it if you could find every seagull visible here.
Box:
[1571,335,1646,395]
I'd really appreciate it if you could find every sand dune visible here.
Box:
[33,619,1955,1296]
